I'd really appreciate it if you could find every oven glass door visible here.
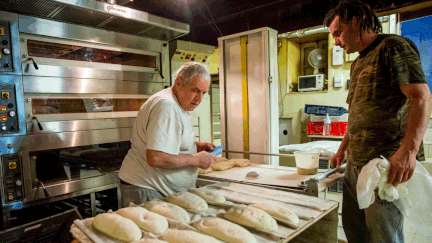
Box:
[30,141,130,187]
[27,39,157,68]
[31,98,147,115]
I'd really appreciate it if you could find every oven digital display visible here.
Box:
[31,98,148,114]
[27,40,157,68]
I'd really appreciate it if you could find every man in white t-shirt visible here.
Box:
[119,62,217,207]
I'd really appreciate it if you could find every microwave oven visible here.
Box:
[298,74,324,91]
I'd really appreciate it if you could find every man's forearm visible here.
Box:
[400,97,432,153]
[339,132,349,153]
[147,150,198,169]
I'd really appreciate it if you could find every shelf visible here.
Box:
[307,135,344,139]
[290,90,328,94]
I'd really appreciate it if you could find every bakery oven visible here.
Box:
[0,0,188,228]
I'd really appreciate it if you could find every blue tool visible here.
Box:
[207,145,223,156]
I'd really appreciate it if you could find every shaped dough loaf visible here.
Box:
[211,160,234,171]
[165,191,208,211]
[224,206,278,232]
[135,239,169,243]
[143,200,190,224]
[188,188,226,204]
[231,158,251,167]
[250,203,299,228]
[193,217,256,243]
[92,213,142,242]
[215,157,228,162]
[161,229,222,243]
[198,167,213,174]
[116,207,168,235]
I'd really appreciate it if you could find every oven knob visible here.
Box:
[2,48,10,55]
[16,180,22,186]
[8,111,15,117]
[8,194,13,201]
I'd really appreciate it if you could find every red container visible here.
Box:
[307,121,347,135]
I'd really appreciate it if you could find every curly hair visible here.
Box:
[324,0,382,35]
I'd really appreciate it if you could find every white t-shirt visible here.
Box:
[119,87,198,196]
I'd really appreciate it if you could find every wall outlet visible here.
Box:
[334,74,344,87]
[333,45,344,66]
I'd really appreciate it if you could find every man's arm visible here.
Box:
[388,83,432,186]
[146,149,215,169]
[330,132,349,168]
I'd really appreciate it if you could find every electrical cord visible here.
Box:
[203,0,223,37]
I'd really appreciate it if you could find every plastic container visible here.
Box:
[323,114,331,136]
[307,121,347,135]
[294,151,320,175]
[310,113,348,122]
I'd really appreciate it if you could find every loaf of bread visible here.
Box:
[193,217,256,243]
[116,207,169,234]
[250,203,299,228]
[135,239,169,243]
[188,188,226,204]
[92,213,142,242]
[231,158,251,167]
[143,200,190,224]
[215,157,229,163]
[224,206,278,232]
[161,229,222,243]
[165,191,208,211]
[198,167,213,174]
[211,160,234,171]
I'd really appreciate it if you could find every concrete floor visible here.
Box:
[323,191,432,243]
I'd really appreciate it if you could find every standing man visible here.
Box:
[325,1,432,242]
[119,62,217,207]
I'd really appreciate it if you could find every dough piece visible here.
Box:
[161,229,222,243]
[245,171,260,180]
[92,213,142,242]
[198,167,213,174]
[135,239,169,243]
[143,200,190,224]
[211,160,234,171]
[231,159,251,167]
[116,207,169,235]
[215,157,228,163]
[250,203,299,228]
[188,188,226,203]
[165,192,208,211]
[224,206,278,232]
[193,217,256,243]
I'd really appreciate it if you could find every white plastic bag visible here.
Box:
[357,156,432,236]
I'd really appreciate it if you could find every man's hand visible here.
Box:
[195,142,216,153]
[330,150,346,169]
[387,149,417,186]
[193,151,217,169]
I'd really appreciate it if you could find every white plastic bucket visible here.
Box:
[294,151,320,175]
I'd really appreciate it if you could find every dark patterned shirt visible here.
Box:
[347,34,426,166]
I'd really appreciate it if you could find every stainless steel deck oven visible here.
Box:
[0,0,188,228]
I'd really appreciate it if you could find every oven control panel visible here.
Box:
[0,20,13,72]
[1,154,24,203]
[0,83,18,134]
